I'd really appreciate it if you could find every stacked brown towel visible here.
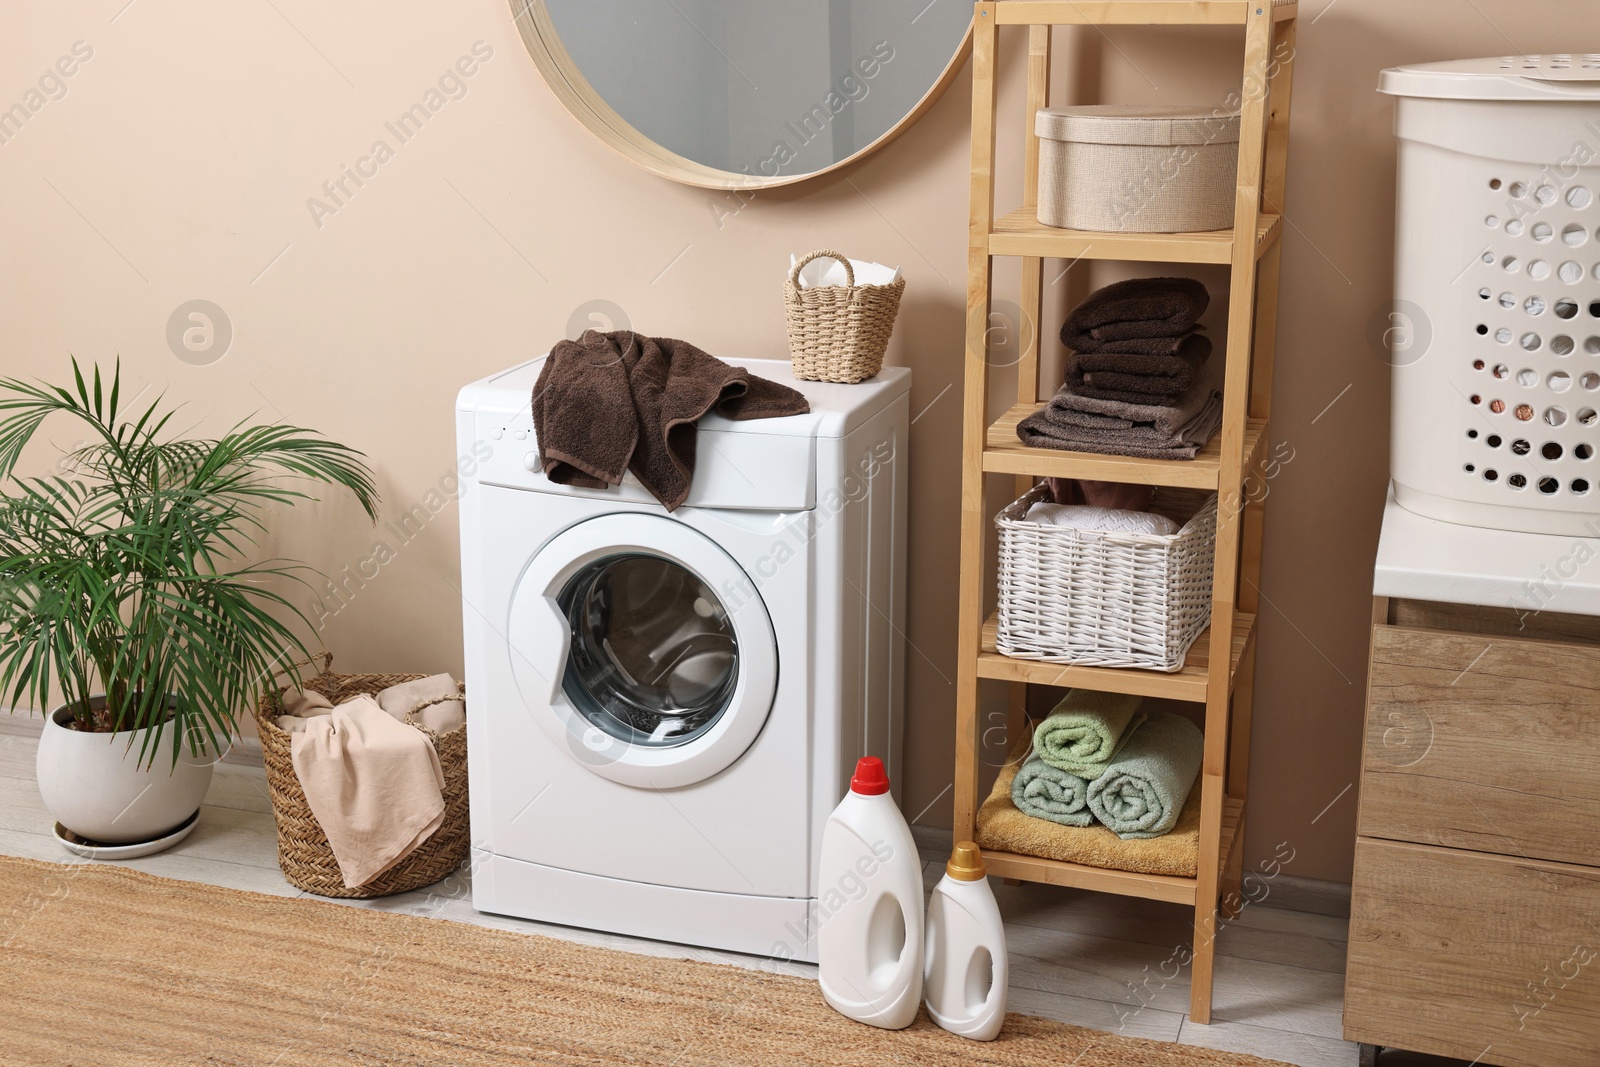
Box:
[1065,334,1212,405]
[531,331,810,512]
[1061,277,1209,346]
[1061,278,1211,404]
[1017,385,1223,460]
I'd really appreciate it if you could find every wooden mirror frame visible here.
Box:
[510,0,973,190]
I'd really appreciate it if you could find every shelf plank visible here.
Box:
[988,209,1281,265]
[991,1,1297,26]
[979,797,1244,903]
[985,409,1266,490]
[977,611,1256,701]
[982,850,1198,903]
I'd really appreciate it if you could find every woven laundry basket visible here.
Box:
[783,249,905,383]
[995,484,1217,671]
[254,655,470,898]
[1036,105,1240,233]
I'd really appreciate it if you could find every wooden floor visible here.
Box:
[0,716,1459,1067]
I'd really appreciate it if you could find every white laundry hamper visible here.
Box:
[1380,56,1600,535]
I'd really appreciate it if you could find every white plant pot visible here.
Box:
[36,699,217,847]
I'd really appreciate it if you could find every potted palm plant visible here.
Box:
[0,361,377,853]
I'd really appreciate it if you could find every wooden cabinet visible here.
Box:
[1346,839,1600,1067]
[1344,598,1600,1067]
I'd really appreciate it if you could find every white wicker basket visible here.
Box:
[995,484,1217,671]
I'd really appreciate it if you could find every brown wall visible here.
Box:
[3,0,1590,882]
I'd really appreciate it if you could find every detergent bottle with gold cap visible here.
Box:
[817,756,923,1030]
[923,840,1007,1040]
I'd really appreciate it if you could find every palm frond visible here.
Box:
[0,361,380,766]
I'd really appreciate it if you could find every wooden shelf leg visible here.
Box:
[953,6,1001,845]
[1192,2,1278,1026]
[1189,770,1225,1023]
[1000,23,1054,780]
[1221,808,1247,921]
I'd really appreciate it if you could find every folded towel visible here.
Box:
[1038,384,1217,435]
[531,330,810,512]
[1087,710,1204,839]
[1065,334,1212,404]
[1023,502,1179,537]
[978,729,1202,877]
[290,694,446,888]
[1033,690,1147,780]
[1047,478,1156,512]
[375,673,465,735]
[1063,330,1207,357]
[1011,754,1093,826]
[1017,387,1223,460]
[1061,277,1210,346]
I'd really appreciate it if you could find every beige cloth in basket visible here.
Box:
[289,694,445,889]
[276,675,465,735]
[374,673,465,734]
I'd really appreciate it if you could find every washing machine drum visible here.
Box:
[559,554,738,748]
[507,513,778,788]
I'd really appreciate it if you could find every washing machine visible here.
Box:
[455,355,910,963]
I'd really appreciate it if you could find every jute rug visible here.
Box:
[0,856,1290,1066]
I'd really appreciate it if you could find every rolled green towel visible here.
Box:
[1087,710,1204,840]
[1033,689,1147,780]
[1011,754,1093,826]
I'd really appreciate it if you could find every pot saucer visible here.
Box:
[52,810,200,859]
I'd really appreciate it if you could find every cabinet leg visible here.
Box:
[1358,1043,1382,1067]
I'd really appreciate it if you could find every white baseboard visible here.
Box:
[912,823,1351,919]
[2,708,263,769]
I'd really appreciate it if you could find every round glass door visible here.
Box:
[558,553,739,748]
[505,511,779,788]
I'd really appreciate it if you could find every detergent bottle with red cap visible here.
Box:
[816,756,924,1030]
[923,841,1007,1040]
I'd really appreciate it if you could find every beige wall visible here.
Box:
[3,0,1590,883]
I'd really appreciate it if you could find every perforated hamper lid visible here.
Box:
[1380,56,1600,101]
[1035,105,1241,146]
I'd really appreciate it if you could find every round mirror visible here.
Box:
[512,1,973,189]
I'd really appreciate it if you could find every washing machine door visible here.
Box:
[505,512,778,789]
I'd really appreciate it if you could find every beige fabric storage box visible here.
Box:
[1036,105,1240,233]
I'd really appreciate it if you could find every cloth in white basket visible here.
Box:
[1023,501,1179,537]
[789,253,902,288]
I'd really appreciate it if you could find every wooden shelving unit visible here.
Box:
[954,0,1297,1024]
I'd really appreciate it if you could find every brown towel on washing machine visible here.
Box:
[531,330,810,512]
